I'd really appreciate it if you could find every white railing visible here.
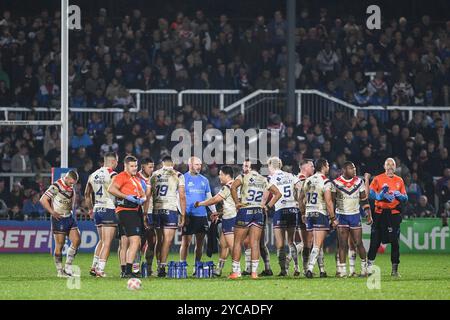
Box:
[129,89,241,117]
[0,89,242,123]
[0,106,140,128]
[223,89,450,126]
[2,89,450,129]
[129,89,177,118]
[178,89,241,110]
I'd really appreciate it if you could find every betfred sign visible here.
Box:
[0,221,98,253]
[0,227,51,252]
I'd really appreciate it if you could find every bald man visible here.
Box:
[368,158,408,277]
[179,157,218,274]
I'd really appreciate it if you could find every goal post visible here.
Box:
[61,0,69,168]
[0,1,69,167]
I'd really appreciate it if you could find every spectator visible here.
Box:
[255,69,276,90]
[234,66,252,93]
[413,195,436,217]
[317,42,340,76]
[112,87,135,108]
[0,62,10,88]
[37,75,60,107]
[9,204,24,221]
[404,173,423,204]
[0,198,8,219]
[0,80,12,106]
[359,146,380,174]
[71,126,93,150]
[280,139,297,167]
[215,111,232,131]
[71,88,88,108]
[85,70,106,98]
[22,192,46,220]
[11,145,32,173]
[44,138,61,167]
[268,11,287,47]
[205,164,221,195]
[32,155,51,173]
[239,29,260,66]
[91,88,109,108]
[87,113,106,136]
[193,71,211,89]
[274,67,288,91]
[43,127,60,157]
[0,179,10,202]
[334,69,356,96]
[100,132,119,157]
[115,110,133,136]
[78,158,93,191]
[438,180,450,217]
[392,73,414,105]
[8,182,24,208]
[105,78,122,102]
[211,63,233,89]
[367,71,388,97]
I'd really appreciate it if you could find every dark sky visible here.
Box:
[1,0,449,24]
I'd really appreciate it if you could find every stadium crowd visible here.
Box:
[0,8,449,222]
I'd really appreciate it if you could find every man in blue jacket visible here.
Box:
[179,157,218,274]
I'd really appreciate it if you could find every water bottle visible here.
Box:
[175,262,179,279]
[197,262,204,278]
[168,261,174,278]
[208,261,215,277]
[195,262,202,278]
[141,262,148,278]
[181,262,187,278]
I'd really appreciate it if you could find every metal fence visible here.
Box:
[177,90,242,116]
[129,89,178,118]
[129,89,242,117]
[223,89,450,127]
[2,89,450,131]
[0,90,243,128]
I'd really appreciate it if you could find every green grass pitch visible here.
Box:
[0,253,449,300]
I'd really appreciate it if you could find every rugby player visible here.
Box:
[229,160,282,279]
[85,152,119,277]
[368,158,408,277]
[40,170,80,277]
[150,156,186,277]
[266,157,302,276]
[137,158,156,277]
[194,165,235,276]
[239,161,273,277]
[300,158,338,278]
[108,155,146,278]
[331,162,372,277]
[295,159,315,275]
[347,172,372,276]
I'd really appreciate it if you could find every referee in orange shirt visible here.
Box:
[368,158,408,277]
[108,155,146,278]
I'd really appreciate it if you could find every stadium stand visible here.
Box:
[0,6,449,223]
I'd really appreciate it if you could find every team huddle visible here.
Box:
[39,152,408,279]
